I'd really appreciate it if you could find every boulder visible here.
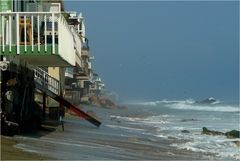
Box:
[202,127,224,136]
[225,130,240,139]
[181,130,190,133]
[89,95,127,109]
[196,97,217,105]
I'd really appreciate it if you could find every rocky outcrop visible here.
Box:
[201,127,240,147]
[195,97,217,104]
[181,130,190,133]
[202,127,224,136]
[88,96,127,109]
[201,127,240,138]
[225,130,240,139]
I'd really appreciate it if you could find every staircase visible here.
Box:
[34,67,60,95]
[33,67,101,127]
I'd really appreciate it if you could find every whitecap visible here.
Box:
[127,99,195,106]
[170,134,240,160]
[154,134,168,139]
[14,143,39,153]
[166,102,239,112]
[106,124,146,132]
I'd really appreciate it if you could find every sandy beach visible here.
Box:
[1,136,52,160]
[1,105,215,160]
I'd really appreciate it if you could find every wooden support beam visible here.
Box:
[42,92,46,120]
[35,82,101,127]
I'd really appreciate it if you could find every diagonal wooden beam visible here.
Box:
[35,82,101,127]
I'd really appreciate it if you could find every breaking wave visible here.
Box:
[129,99,195,106]
[129,99,239,112]
[166,103,239,112]
[171,136,240,160]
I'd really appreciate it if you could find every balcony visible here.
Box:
[81,37,90,57]
[0,12,80,67]
[81,48,90,58]
[65,67,74,78]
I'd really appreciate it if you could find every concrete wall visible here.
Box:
[48,67,60,81]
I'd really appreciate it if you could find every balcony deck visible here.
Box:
[0,12,81,67]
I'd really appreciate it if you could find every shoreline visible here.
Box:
[1,112,213,160]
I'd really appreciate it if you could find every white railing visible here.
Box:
[34,67,60,95]
[0,12,77,66]
[0,12,59,54]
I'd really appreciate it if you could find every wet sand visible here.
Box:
[1,106,214,160]
[1,136,52,160]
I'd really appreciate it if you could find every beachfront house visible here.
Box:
[63,11,104,104]
[89,72,105,96]
[0,0,101,134]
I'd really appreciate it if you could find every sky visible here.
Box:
[65,1,239,103]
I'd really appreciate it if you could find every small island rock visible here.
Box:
[181,130,190,133]
[225,130,240,139]
[195,97,217,105]
[202,127,224,136]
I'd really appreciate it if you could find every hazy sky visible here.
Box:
[65,1,239,103]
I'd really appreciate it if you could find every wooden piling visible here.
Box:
[43,92,46,120]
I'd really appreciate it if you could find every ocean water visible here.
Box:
[12,99,240,160]
[119,99,240,160]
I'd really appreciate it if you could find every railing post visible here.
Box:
[37,15,40,52]
[9,15,12,52]
[24,15,27,52]
[58,15,61,55]
[44,14,47,52]
[31,15,34,52]
[2,15,5,52]
[16,13,19,54]
[52,13,55,54]
[6,19,8,45]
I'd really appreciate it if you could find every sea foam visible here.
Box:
[128,99,195,106]
[166,102,239,112]
[129,99,239,112]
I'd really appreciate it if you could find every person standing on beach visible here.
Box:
[59,107,65,131]
[59,115,64,131]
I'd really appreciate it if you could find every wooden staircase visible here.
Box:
[34,67,101,127]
